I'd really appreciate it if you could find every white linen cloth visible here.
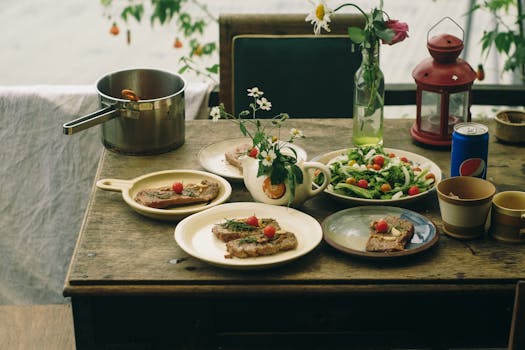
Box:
[0,82,213,304]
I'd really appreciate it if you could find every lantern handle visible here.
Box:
[427,16,464,43]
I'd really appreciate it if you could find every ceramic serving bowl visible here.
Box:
[495,110,525,144]
[437,176,496,240]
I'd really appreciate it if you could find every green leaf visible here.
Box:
[494,32,512,54]
[206,64,220,74]
[121,5,144,22]
[201,42,217,55]
[178,65,189,74]
[239,123,248,136]
[376,28,394,43]
[347,27,365,44]
[270,162,287,184]
[291,164,304,184]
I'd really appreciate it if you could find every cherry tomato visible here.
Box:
[357,179,368,189]
[246,215,259,227]
[263,225,276,239]
[372,164,381,171]
[380,183,392,193]
[408,186,420,196]
[375,219,389,233]
[373,155,385,166]
[172,182,183,194]
[345,177,356,185]
[248,147,258,158]
[400,157,409,163]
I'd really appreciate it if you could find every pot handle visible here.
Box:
[63,105,118,135]
[96,178,133,193]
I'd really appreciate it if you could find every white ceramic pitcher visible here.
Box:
[242,156,331,207]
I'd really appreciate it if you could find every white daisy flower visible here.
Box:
[290,128,304,138]
[257,97,272,111]
[247,87,264,98]
[305,0,333,35]
[268,136,279,145]
[210,106,221,121]
[261,149,277,167]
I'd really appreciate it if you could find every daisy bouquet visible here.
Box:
[306,0,409,116]
[210,88,305,202]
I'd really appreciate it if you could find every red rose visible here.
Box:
[383,19,409,45]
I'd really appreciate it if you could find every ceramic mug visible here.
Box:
[436,176,496,240]
[490,191,525,243]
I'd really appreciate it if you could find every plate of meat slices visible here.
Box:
[96,170,232,221]
[198,137,307,181]
[174,202,322,269]
[322,206,439,259]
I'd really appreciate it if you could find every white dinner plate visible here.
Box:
[198,137,307,181]
[174,202,322,269]
[96,170,232,221]
[322,206,439,259]
[311,148,442,205]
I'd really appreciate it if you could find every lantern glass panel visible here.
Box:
[449,91,469,127]
[420,90,441,134]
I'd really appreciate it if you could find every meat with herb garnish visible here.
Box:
[134,179,219,209]
[212,217,281,242]
[365,216,414,252]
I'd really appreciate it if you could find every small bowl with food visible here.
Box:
[495,110,525,144]
[436,176,496,240]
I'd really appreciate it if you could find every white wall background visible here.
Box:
[0,0,516,86]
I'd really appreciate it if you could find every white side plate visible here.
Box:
[174,202,322,269]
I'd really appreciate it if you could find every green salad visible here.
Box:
[315,145,437,200]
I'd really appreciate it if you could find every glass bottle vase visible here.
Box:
[352,44,385,146]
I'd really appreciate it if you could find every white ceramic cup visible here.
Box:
[490,191,525,243]
[437,176,496,240]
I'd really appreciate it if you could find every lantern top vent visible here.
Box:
[428,34,464,63]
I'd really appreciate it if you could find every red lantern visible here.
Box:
[411,17,477,146]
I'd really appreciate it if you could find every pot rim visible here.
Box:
[95,67,186,103]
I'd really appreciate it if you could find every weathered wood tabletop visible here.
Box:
[64,118,525,296]
[63,118,525,349]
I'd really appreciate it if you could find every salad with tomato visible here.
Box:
[315,145,437,200]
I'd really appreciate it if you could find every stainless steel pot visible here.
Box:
[63,68,186,155]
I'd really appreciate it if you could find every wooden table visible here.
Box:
[64,118,525,350]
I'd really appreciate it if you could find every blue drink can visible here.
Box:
[450,122,489,179]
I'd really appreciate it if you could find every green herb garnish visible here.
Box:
[221,219,258,232]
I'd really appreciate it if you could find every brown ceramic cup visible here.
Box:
[490,191,525,243]
[437,176,496,239]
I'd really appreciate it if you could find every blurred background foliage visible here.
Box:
[100,0,219,82]
[99,0,524,85]
[469,0,524,83]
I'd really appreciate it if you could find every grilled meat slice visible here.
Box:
[134,180,219,209]
[225,232,298,258]
[366,216,415,252]
[212,218,281,242]
[224,143,250,171]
